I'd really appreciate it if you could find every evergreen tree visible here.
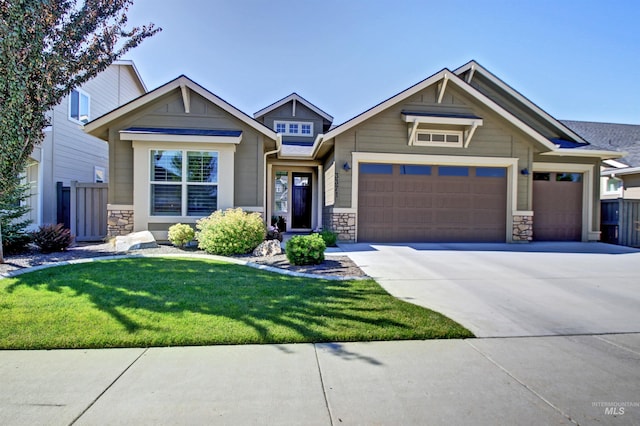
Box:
[0,0,160,262]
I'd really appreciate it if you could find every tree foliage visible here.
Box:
[0,0,160,261]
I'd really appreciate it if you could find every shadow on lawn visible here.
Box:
[5,258,462,354]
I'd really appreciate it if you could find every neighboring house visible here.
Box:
[85,60,622,243]
[561,120,640,199]
[26,60,146,229]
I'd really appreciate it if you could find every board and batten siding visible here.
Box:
[331,83,537,211]
[259,101,324,141]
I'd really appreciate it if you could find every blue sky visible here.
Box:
[125,0,640,125]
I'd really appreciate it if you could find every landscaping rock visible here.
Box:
[114,231,158,253]
[252,240,282,257]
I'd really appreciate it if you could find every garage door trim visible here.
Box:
[532,162,596,241]
[351,152,519,242]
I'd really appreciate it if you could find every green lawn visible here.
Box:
[0,258,473,349]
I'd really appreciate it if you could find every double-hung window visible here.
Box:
[150,150,218,216]
[69,89,90,124]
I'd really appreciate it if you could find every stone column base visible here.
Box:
[107,205,134,237]
[512,214,533,242]
[328,212,356,242]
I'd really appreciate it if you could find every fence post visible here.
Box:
[70,181,77,239]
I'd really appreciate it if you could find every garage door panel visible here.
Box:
[358,164,507,242]
[533,173,582,241]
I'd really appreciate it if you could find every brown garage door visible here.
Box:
[532,172,583,241]
[358,164,507,242]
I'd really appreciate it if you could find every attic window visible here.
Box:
[415,130,463,147]
[274,120,313,137]
[402,112,483,148]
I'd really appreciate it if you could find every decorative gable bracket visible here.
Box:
[403,113,483,148]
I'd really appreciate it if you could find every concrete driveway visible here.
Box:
[342,242,640,337]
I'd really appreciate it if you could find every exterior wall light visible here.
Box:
[343,162,351,171]
[520,168,529,176]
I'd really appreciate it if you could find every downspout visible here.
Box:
[263,134,282,224]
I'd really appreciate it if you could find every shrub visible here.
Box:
[319,230,337,247]
[168,223,195,248]
[196,208,266,256]
[32,224,74,253]
[285,233,326,266]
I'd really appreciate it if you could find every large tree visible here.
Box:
[0,0,160,262]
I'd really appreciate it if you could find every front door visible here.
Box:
[292,172,312,229]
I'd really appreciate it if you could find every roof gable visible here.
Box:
[315,68,560,154]
[85,75,277,141]
[112,60,147,93]
[254,92,333,123]
[454,60,587,145]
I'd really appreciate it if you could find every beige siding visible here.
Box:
[37,63,145,224]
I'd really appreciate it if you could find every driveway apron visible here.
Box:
[342,242,640,337]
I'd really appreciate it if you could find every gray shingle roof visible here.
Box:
[561,120,640,167]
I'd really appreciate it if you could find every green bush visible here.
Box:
[285,233,326,266]
[196,208,266,256]
[32,224,74,253]
[168,223,195,248]
[319,230,337,247]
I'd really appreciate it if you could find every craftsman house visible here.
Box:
[85,60,621,243]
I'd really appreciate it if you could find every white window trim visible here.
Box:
[414,130,464,148]
[68,88,90,125]
[602,176,623,196]
[149,149,219,217]
[274,120,314,137]
[94,166,106,183]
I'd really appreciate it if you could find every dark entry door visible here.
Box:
[292,172,312,229]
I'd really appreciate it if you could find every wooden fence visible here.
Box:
[601,199,640,247]
[57,181,108,242]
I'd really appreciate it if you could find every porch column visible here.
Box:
[317,164,323,230]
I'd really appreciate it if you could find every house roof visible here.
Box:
[561,120,640,168]
[122,127,242,137]
[454,60,588,145]
[314,68,563,156]
[253,92,334,123]
[85,75,278,142]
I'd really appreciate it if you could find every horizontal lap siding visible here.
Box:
[108,91,272,208]
[333,84,532,210]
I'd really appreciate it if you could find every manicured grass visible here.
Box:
[0,258,473,349]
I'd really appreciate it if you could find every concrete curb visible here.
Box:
[0,252,368,281]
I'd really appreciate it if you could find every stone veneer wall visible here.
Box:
[512,214,533,242]
[327,212,356,242]
[107,208,134,237]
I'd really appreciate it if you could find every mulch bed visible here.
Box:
[0,242,367,278]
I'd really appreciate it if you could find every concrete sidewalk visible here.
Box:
[2,334,639,425]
